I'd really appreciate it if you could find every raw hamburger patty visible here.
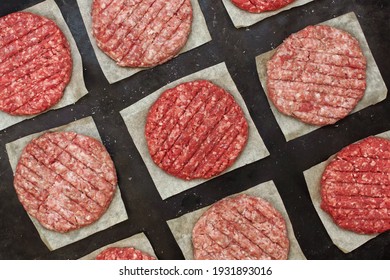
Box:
[13,132,117,233]
[266,25,367,126]
[230,0,295,13]
[145,80,248,180]
[0,12,72,116]
[192,194,290,260]
[321,136,390,234]
[91,0,193,67]
[96,247,155,260]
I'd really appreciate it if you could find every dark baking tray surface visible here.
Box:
[0,0,389,260]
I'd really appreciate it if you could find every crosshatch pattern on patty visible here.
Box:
[13,131,117,233]
[145,80,249,180]
[0,12,72,115]
[91,0,193,67]
[266,25,367,126]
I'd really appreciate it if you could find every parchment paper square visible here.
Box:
[303,131,390,253]
[167,180,306,260]
[5,116,128,251]
[0,0,89,131]
[120,62,270,200]
[80,232,156,259]
[221,0,314,28]
[76,0,212,84]
[256,12,388,141]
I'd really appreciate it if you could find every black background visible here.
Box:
[0,0,389,260]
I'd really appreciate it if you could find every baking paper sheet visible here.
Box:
[0,0,89,131]
[303,130,390,253]
[5,116,128,251]
[120,62,270,200]
[80,232,156,259]
[221,0,314,28]
[256,12,388,141]
[77,0,212,84]
[167,180,306,260]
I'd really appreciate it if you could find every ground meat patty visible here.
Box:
[13,131,117,233]
[91,0,193,67]
[321,136,390,234]
[0,12,72,116]
[192,194,289,260]
[266,25,367,126]
[230,0,295,13]
[145,80,248,181]
[96,247,155,260]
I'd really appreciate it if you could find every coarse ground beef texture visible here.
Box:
[266,25,367,126]
[230,0,296,13]
[0,12,72,116]
[13,131,117,233]
[91,0,193,67]
[96,247,156,260]
[145,79,249,181]
[321,136,390,234]
[192,194,290,260]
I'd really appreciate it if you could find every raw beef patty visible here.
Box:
[321,136,390,234]
[192,194,290,260]
[96,247,155,260]
[230,0,295,13]
[0,12,72,115]
[92,0,193,67]
[145,80,248,180]
[266,25,367,126]
[13,132,117,233]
